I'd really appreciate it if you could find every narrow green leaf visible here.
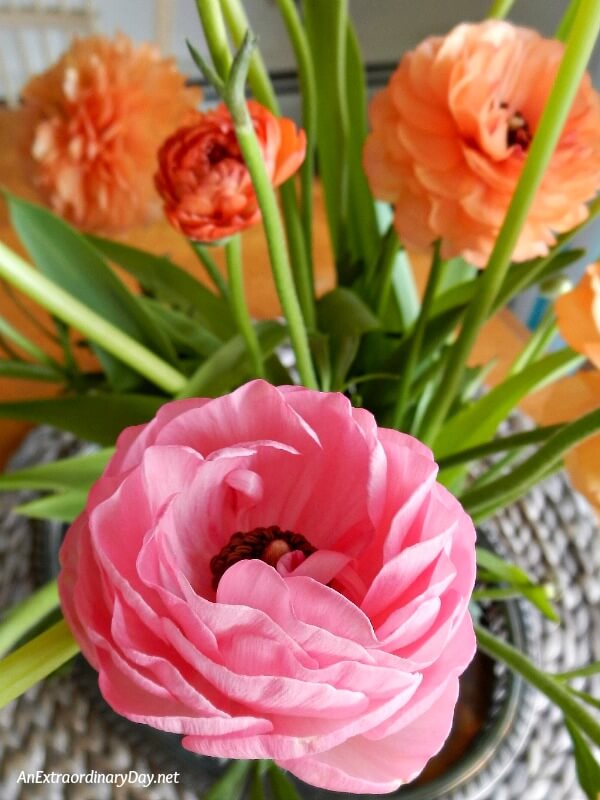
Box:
[565,719,600,800]
[0,448,112,492]
[0,361,63,382]
[268,765,302,800]
[568,688,600,713]
[0,580,59,657]
[0,395,163,445]
[433,349,584,458]
[0,619,79,709]
[14,490,87,523]
[86,235,235,341]
[178,322,287,399]
[556,663,600,682]
[462,407,600,520]
[140,299,221,358]
[7,194,175,386]
[318,288,380,336]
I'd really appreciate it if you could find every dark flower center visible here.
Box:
[501,103,532,149]
[210,526,316,589]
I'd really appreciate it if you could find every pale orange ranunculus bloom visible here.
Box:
[21,34,200,233]
[155,101,306,243]
[542,371,600,516]
[363,21,600,268]
[555,263,600,369]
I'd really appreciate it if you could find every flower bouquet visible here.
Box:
[0,0,599,797]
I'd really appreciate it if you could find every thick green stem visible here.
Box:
[234,118,318,387]
[419,0,600,446]
[556,0,584,42]
[225,237,264,377]
[0,242,186,394]
[487,0,517,18]
[219,0,278,110]
[392,243,442,429]
[0,580,60,657]
[190,241,229,299]
[275,0,317,251]
[0,619,79,709]
[195,0,232,78]
[215,0,316,334]
[476,623,600,745]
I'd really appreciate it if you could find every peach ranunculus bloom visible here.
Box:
[155,101,306,242]
[541,371,600,516]
[363,21,600,268]
[555,263,600,369]
[21,34,200,233]
[59,380,476,794]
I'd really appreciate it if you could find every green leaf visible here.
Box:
[140,299,221,358]
[0,449,113,492]
[14,490,87,523]
[268,765,302,800]
[556,663,600,682]
[178,321,288,399]
[203,761,252,800]
[433,349,583,458]
[568,688,600,713]
[87,235,235,341]
[6,194,175,388]
[565,719,600,800]
[0,361,63,382]
[317,288,380,336]
[0,395,163,445]
[0,619,79,709]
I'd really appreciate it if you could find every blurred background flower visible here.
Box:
[20,33,200,233]
[556,263,600,368]
[363,20,600,268]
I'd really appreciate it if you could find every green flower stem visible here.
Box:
[487,0,517,18]
[461,407,600,517]
[218,0,316,330]
[210,35,317,388]
[374,226,401,317]
[195,0,232,79]
[190,241,230,299]
[275,0,317,248]
[280,182,316,329]
[419,0,600,447]
[392,243,442,429]
[219,0,278,110]
[475,623,600,745]
[0,242,187,395]
[508,308,557,376]
[225,237,265,377]
[556,0,584,42]
[0,313,62,371]
[0,580,59,657]
[555,663,600,682]
[437,423,564,470]
[234,116,318,387]
[0,619,79,709]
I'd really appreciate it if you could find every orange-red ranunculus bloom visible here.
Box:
[541,372,600,517]
[21,34,200,233]
[155,101,306,242]
[364,21,600,268]
[556,263,600,369]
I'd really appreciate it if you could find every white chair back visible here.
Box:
[0,1,97,106]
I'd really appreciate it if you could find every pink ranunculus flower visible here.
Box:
[58,381,476,794]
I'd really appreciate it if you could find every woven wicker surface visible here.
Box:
[0,427,599,800]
